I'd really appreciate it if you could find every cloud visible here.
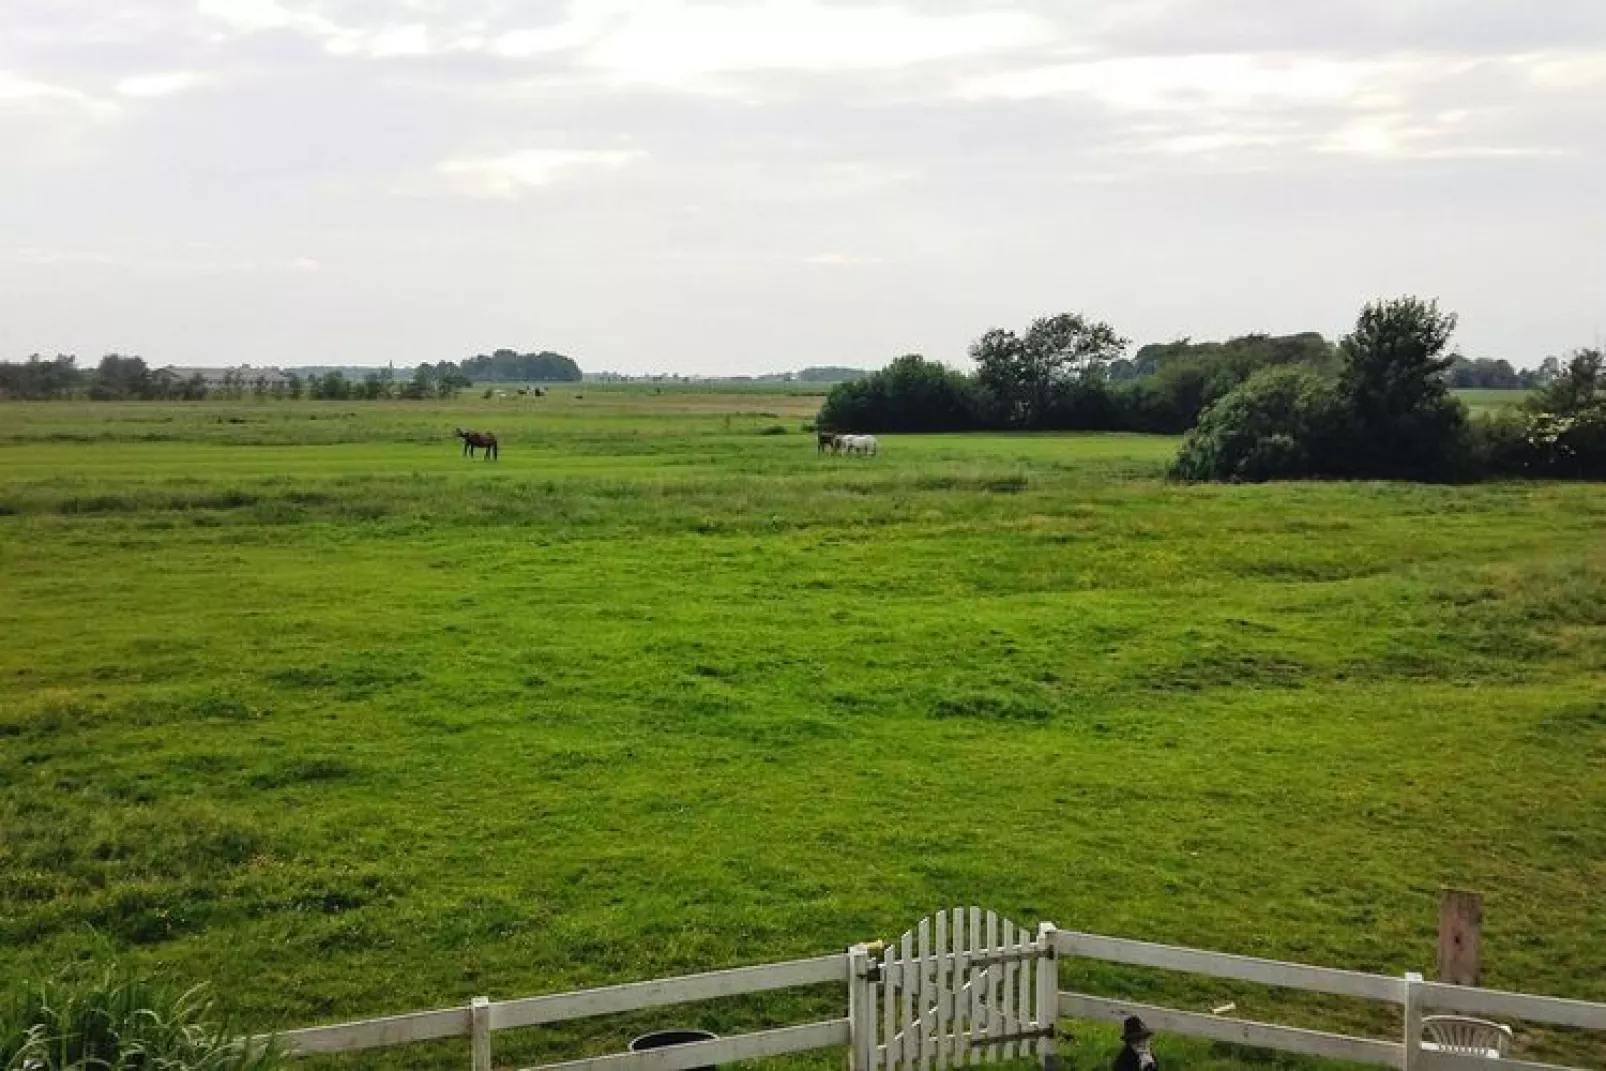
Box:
[196,0,341,38]
[192,0,1055,84]
[1522,52,1606,89]
[955,52,1433,110]
[803,253,890,266]
[578,2,1055,87]
[329,23,433,58]
[0,71,114,114]
[115,71,215,98]
[434,148,647,198]
[952,51,1599,164]
[1317,113,1569,160]
[12,247,119,266]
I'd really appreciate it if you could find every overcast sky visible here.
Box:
[2,1,1603,373]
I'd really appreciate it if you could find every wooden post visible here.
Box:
[471,996,491,1071]
[1402,972,1423,1071]
[1437,888,1483,987]
[1035,923,1060,1071]
[848,944,872,1071]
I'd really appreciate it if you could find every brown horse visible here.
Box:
[816,431,841,455]
[455,427,499,460]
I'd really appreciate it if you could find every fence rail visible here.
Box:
[1054,930,1405,1003]
[1058,993,1403,1067]
[262,909,1606,1071]
[516,1020,852,1071]
[491,955,848,1033]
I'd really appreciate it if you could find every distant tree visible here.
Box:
[436,370,470,399]
[818,355,980,432]
[1446,356,1525,389]
[458,349,583,382]
[314,371,350,400]
[1529,348,1603,415]
[971,313,1128,428]
[796,366,870,383]
[285,372,303,400]
[0,355,83,399]
[89,354,153,400]
[1333,297,1466,480]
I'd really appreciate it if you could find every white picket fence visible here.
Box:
[264,908,1606,1071]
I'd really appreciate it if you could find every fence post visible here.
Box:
[1437,888,1483,987]
[1036,922,1061,1071]
[1402,972,1423,1071]
[472,995,492,1071]
[848,944,871,1071]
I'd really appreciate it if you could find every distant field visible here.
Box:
[1453,388,1533,415]
[2,392,1603,1070]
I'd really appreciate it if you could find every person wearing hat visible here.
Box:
[1114,1016,1158,1071]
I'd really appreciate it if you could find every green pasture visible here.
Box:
[1451,389,1532,416]
[1,393,1603,1069]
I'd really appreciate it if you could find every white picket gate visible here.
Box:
[847,909,1059,1071]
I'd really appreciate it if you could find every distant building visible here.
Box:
[174,366,290,388]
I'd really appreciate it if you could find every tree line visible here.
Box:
[0,349,585,401]
[818,321,1344,436]
[451,349,582,382]
[0,355,209,401]
[817,302,1604,482]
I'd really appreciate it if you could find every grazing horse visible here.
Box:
[454,427,499,460]
[816,431,841,455]
[839,434,879,457]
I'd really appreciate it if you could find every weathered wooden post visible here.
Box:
[1437,888,1483,987]
[471,995,491,1071]
[1036,922,1061,1071]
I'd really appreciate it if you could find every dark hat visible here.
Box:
[1122,1016,1154,1043]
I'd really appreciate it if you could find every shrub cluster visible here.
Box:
[818,324,1335,437]
[819,297,1601,484]
[1172,299,1604,483]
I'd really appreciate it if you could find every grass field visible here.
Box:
[2,391,1604,1069]
[1452,388,1533,416]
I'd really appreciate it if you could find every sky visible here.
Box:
[2,1,1604,374]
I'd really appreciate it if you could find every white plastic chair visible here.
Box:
[1421,1015,1513,1058]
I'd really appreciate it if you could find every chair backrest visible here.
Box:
[1423,1015,1514,1056]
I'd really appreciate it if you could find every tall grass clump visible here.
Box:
[2,970,282,1071]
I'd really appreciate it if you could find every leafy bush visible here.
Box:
[818,354,982,432]
[1170,367,1341,482]
[1171,298,1494,484]
[2,971,282,1071]
[1113,333,1340,433]
[1469,350,1606,480]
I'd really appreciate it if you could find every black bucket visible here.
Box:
[628,1029,719,1071]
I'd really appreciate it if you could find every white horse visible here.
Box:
[840,434,879,457]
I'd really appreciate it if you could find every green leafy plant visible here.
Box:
[2,971,282,1071]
